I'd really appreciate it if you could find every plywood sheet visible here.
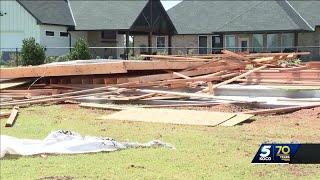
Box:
[103,108,236,126]
[219,114,254,126]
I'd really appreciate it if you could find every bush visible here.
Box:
[69,38,91,60]
[21,37,45,66]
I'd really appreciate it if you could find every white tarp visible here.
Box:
[0,130,173,158]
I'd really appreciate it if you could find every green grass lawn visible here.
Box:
[1,105,319,179]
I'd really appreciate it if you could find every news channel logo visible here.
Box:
[251,144,300,164]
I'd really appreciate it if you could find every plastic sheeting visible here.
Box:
[0,130,173,158]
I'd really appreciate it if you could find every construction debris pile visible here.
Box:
[1,50,319,126]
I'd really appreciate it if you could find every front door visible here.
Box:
[239,38,249,52]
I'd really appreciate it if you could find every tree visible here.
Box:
[69,38,91,60]
[21,37,45,66]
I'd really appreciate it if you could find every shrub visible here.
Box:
[21,37,45,66]
[69,38,91,60]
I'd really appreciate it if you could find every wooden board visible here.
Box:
[0,80,30,90]
[5,106,19,127]
[79,103,128,111]
[219,114,254,126]
[102,108,236,126]
[0,62,127,79]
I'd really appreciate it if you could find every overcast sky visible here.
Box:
[161,0,181,10]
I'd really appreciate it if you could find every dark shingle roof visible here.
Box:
[18,0,74,26]
[288,0,320,29]
[168,0,320,34]
[69,0,148,30]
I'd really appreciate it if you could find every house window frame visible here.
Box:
[266,33,280,52]
[60,32,68,37]
[45,31,55,37]
[280,33,295,52]
[252,34,264,53]
[198,35,208,54]
[224,35,236,52]
[211,35,223,53]
[156,36,166,49]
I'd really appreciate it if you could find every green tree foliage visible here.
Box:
[69,38,91,60]
[21,37,45,66]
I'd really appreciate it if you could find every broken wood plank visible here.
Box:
[243,103,320,115]
[5,106,19,127]
[0,62,127,79]
[203,65,268,93]
[79,103,128,111]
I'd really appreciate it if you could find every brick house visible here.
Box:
[134,0,320,60]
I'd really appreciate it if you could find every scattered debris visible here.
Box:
[0,51,319,126]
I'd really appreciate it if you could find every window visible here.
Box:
[224,35,235,51]
[60,32,68,37]
[101,31,116,39]
[252,34,263,52]
[281,33,294,52]
[198,36,208,54]
[267,34,280,52]
[45,31,54,36]
[212,35,223,53]
[156,36,166,48]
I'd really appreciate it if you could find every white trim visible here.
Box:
[67,0,76,26]
[285,0,314,31]
[198,35,208,54]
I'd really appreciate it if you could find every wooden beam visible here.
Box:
[243,103,320,115]
[0,62,127,79]
[5,106,19,127]
[203,65,268,93]
[141,54,215,61]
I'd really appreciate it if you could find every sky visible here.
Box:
[161,0,181,10]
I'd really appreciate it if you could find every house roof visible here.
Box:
[69,0,149,30]
[18,0,74,26]
[168,0,320,34]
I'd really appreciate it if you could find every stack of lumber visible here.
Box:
[1,51,319,126]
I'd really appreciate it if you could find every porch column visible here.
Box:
[148,31,152,55]
[125,31,129,60]
[168,35,172,55]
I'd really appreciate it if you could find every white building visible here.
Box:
[0,0,74,57]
